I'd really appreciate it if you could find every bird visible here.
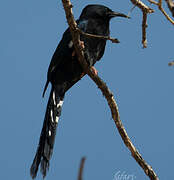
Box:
[30,4,129,179]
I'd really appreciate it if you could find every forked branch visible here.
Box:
[148,0,174,24]
[62,0,159,179]
[165,0,174,17]
[130,0,154,48]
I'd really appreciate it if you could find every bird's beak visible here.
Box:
[108,11,130,19]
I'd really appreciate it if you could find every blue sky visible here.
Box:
[1,0,174,179]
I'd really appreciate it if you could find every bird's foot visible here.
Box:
[71,40,97,76]
[72,40,85,57]
[79,66,97,80]
[80,72,85,78]
[72,51,75,57]
[79,40,85,49]
[91,66,98,75]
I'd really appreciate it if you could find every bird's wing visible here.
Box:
[49,19,88,74]
[48,29,73,76]
[42,28,73,97]
[42,20,89,97]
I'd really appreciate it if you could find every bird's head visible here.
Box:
[79,4,130,21]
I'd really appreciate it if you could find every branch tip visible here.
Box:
[78,157,86,180]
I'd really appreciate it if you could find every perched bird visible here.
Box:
[30,4,129,179]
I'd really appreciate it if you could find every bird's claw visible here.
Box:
[72,40,85,57]
[72,51,75,57]
[71,40,98,76]
[79,66,98,79]
[80,72,85,78]
[79,40,85,49]
[91,66,98,75]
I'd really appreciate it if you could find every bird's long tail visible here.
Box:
[30,86,64,179]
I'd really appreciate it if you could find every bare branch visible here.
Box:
[62,0,159,179]
[142,11,148,48]
[148,0,159,5]
[78,157,86,180]
[158,0,174,24]
[131,0,154,12]
[165,0,174,17]
[130,0,154,48]
[168,61,174,66]
[77,28,120,43]
[148,0,174,24]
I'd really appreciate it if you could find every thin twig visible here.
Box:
[142,11,148,48]
[128,4,137,17]
[131,0,154,12]
[168,61,174,66]
[62,0,159,180]
[158,0,174,24]
[148,0,159,5]
[148,0,174,24]
[77,28,120,43]
[78,157,86,180]
[130,0,154,48]
[165,0,174,17]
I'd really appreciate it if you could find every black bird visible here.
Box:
[30,4,129,179]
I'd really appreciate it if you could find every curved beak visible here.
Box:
[109,11,130,19]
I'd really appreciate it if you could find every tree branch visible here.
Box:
[148,0,159,5]
[131,0,154,12]
[130,0,154,48]
[142,11,148,48]
[77,157,86,180]
[158,0,174,24]
[168,60,174,66]
[165,0,174,17]
[61,1,159,180]
[78,157,86,180]
[148,0,174,24]
[77,28,120,43]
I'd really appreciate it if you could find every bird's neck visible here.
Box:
[88,18,110,36]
